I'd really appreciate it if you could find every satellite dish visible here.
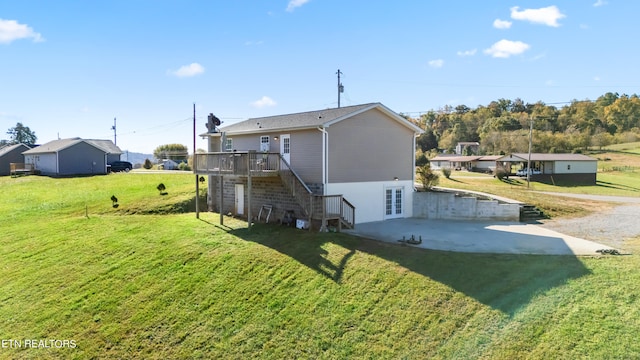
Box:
[206,113,222,132]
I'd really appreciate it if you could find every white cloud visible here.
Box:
[251,96,277,108]
[493,19,512,29]
[484,39,530,58]
[168,63,205,78]
[457,49,477,57]
[593,0,607,7]
[510,6,566,27]
[594,76,601,81]
[0,19,44,44]
[286,0,310,12]
[428,59,444,68]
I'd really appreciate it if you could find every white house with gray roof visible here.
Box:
[497,153,598,184]
[22,138,123,176]
[196,103,424,228]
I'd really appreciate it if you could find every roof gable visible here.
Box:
[218,103,423,135]
[0,143,31,157]
[23,138,122,155]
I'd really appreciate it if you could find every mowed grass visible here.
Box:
[2,173,640,358]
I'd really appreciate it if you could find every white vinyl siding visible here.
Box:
[327,108,415,183]
[553,161,597,174]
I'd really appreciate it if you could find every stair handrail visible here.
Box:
[278,155,313,217]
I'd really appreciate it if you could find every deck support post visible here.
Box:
[247,154,252,229]
[220,175,224,226]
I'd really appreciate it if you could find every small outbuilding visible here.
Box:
[496,153,598,185]
[22,138,123,176]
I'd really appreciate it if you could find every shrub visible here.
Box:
[442,167,452,179]
[495,168,509,181]
[143,159,153,169]
[417,165,439,191]
[178,162,191,171]
[415,149,429,167]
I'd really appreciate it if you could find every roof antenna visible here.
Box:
[336,69,344,108]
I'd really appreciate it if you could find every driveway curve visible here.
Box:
[537,192,640,250]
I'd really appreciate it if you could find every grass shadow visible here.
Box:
[227,224,356,284]
[501,178,525,186]
[225,223,591,316]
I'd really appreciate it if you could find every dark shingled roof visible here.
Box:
[0,143,31,157]
[215,103,423,135]
[500,153,597,162]
[23,138,122,155]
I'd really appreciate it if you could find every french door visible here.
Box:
[385,187,404,219]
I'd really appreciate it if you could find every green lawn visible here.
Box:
[2,173,640,359]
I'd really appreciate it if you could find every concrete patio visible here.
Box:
[345,218,615,255]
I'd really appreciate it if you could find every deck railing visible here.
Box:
[193,151,281,176]
[312,195,355,229]
[9,163,35,177]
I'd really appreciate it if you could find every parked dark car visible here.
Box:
[108,161,133,173]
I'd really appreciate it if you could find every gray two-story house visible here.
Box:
[195,103,423,229]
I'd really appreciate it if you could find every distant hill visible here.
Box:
[121,151,156,166]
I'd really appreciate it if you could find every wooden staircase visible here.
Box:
[277,156,355,231]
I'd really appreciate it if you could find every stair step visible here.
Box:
[519,204,544,221]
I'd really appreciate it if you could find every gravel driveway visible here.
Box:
[538,193,640,249]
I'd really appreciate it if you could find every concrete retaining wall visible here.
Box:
[413,191,520,221]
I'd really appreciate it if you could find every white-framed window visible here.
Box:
[225,138,233,152]
[260,136,270,152]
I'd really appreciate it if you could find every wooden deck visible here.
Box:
[193,152,282,177]
[194,151,355,231]
[10,163,35,177]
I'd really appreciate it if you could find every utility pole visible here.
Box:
[111,118,117,145]
[336,69,344,108]
[527,116,533,189]
[194,103,199,219]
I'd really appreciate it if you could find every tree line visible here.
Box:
[409,92,640,164]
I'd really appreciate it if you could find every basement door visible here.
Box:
[235,184,244,215]
[384,187,404,219]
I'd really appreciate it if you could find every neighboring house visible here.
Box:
[497,153,598,185]
[473,155,502,173]
[430,154,501,173]
[22,138,123,176]
[455,142,479,155]
[0,143,31,176]
[196,103,424,228]
[430,154,474,171]
[160,159,179,170]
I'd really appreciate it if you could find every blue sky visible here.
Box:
[2,0,639,154]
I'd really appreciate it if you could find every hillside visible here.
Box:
[121,151,156,166]
[1,173,639,358]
